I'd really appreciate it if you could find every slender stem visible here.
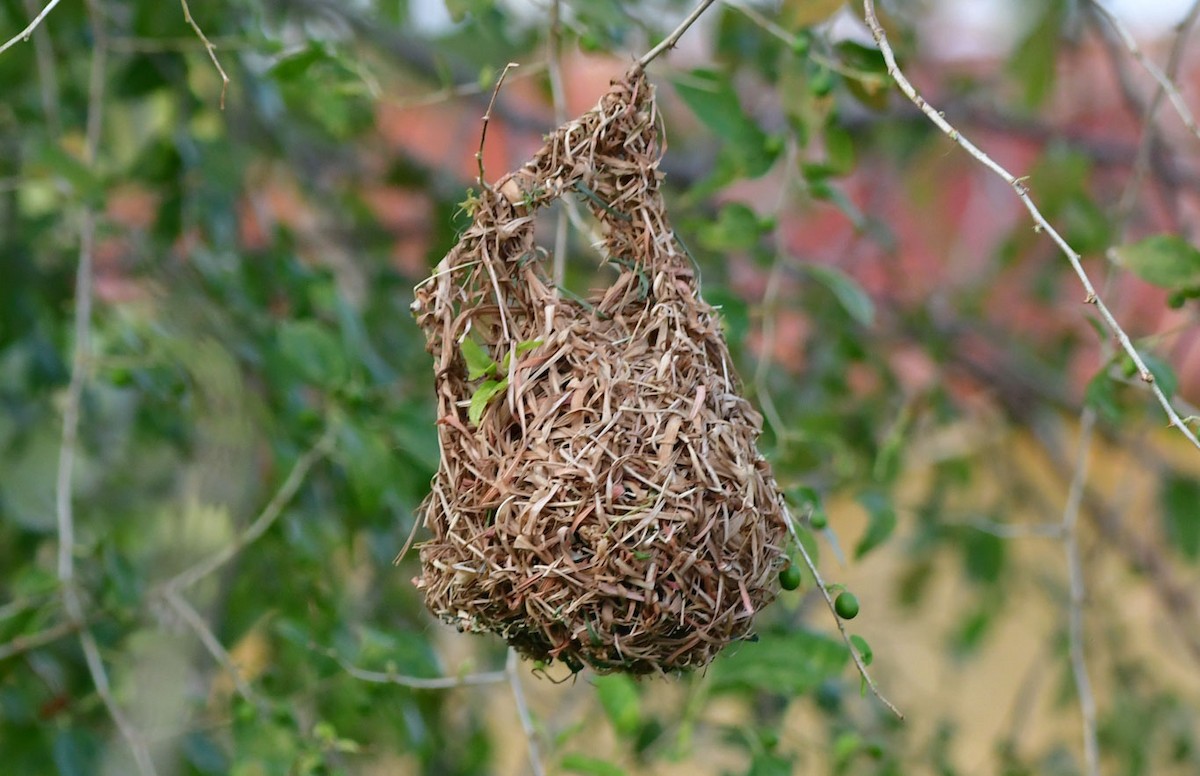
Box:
[548,0,568,286]
[1061,411,1099,776]
[324,643,508,689]
[165,591,261,706]
[1113,0,1200,225]
[0,0,63,57]
[476,62,520,190]
[163,428,335,592]
[507,648,546,776]
[784,509,904,719]
[180,0,229,109]
[631,0,718,72]
[55,3,157,771]
[861,0,1200,453]
[1089,1,1200,144]
[0,620,79,661]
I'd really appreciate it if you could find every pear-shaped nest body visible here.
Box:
[411,70,789,674]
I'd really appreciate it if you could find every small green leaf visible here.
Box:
[1007,0,1065,108]
[673,70,779,178]
[1084,369,1122,425]
[780,0,845,29]
[849,634,873,666]
[698,202,767,252]
[277,320,351,388]
[594,674,641,738]
[560,754,626,776]
[747,751,795,776]
[804,263,874,326]
[1140,352,1178,398]
[962,528,1006,584]
[460,337,496,380]
[854,491,895,558]
[711,628,848,695]
[1162,475,1200,561]
[468,378,508,426]
[499,338,544,371]
[1115,234,1200,292]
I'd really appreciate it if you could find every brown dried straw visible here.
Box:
[409,70,789,675]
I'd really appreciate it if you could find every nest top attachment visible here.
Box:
[411,70,788,675]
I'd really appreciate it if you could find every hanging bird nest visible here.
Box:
[410,69,789,675]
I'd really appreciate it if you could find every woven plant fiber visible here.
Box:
[411,70,789,674]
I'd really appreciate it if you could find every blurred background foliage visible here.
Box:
[2,0,1200,774]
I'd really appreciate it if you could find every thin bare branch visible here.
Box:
[388,63,548,111]
[631,0,717,72]
[1113,0,1200,225]
[323,645,508,689]
[22,0,61,134]
[163,427,335,593]
[965,518,1064,540]
[1061,411,1100,776]
[548,0,568,286]
[861,0,1200,453]
[0,620,79,661]
[1089,1,1200,143]
[477,62,520,191]
[164,591,261,706]
[784,508,904,719]
[507,648,546,776]
[55,4,155,771]
[179,0,229,109]
[0,0,63,57]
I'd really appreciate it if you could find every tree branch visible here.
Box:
[1060,411,1100,776]
[180,0,229,109]
[0,0,63,57]
[784,508,904,719]
[631,0,717,72]
[162,427,335,593]
[861,0,1200,453]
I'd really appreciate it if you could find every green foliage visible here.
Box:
[1161,475,1200,561]
[1116,234,1200,297]
[2,1,1197,774]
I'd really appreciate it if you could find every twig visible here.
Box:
[56,4,156,772]
[163,427,335,592]
[323,645,508,689]
[631,0,718,72]
[477,62,520,191]
[754,139,802,453]
[1113,0,1200,225]
[1089,12,1183,232]
[0,0,62,57]
[1089,1,1200,144]
[1060,411,1099,776]
[861,0,1200,454]
[164,591,261,706]
[507,648,546,776]
[390,63,547,111]
[179,0,229,109]
[965,518,1063,540]
[783,508,904,719]
[0,620,79,661]
[548,0,569,287]
[22,0,61,134]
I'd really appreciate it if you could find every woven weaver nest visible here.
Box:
[411,70,789,675]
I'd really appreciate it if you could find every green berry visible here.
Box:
[1168,291,1187,309]
[810,511,828,530]
[810,67,835,97]
[779,562,802,591]
[834,591,859,619]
